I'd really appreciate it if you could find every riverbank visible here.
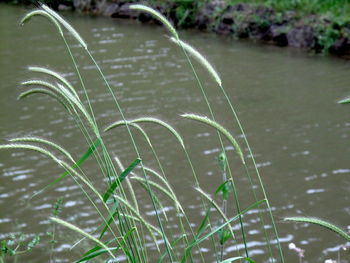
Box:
[4,0,350,57]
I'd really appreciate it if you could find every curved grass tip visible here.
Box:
[284,216,350,242]
[132,117,184,148]
[0,143,62,165]
[28,66,80,101]
[338,97,350,104]
[106,117,184,148]
[129,4,178,39]
[181,113,244,164]
[104,120,130,132]
[50,217,115,258]
[9,137,75,164]
[169,37,222,87]
[41,4,87,49]
[220,257,255,263]
[20,10,63,35]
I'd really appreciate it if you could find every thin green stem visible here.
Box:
[86,50,174,262]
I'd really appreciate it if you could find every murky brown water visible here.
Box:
[0,4,349,263]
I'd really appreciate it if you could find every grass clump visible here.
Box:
[1,3,287,263]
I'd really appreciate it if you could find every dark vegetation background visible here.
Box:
[2,0,350,56]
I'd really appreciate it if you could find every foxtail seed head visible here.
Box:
[20,10,63,36]
[130,4,178,39]
[41,4,87,49]
[170,37,222,87]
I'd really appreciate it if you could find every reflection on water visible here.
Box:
[1,3,350,263]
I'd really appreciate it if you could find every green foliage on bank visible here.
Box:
[6,0,350,18]
[0,0,73,8]
[236,0,350,18]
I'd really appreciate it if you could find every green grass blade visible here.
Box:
[76,240,119,263]
[103,158,141,203]
[284,217,350,241]
[76,247,119,263]
[157,234,186,263]
[195,187,236,245]
[98,201,120,239]
[220,257,255,263]
[215,180,232,201]
[30,138,101,199]
[114,156,139,213]
[196,209,211,238]
[338,97,350,104]
[113,195,161,251]
[137,179,169,221]
[181,199,266,263]
[77,138,102,164]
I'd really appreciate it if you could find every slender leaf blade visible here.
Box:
[103,158,141,203]
[220,257,255,263]
[30,138,101,199]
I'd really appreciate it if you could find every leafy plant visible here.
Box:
[0,233,40,263]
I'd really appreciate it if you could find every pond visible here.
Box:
[0,3,349,263]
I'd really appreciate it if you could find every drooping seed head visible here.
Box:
[169,37,222,87]
[28,66,80,101]
[41,4,87,49]
[181,113,244,164]
[9,137,75,164]
[129,4,178,39]
[20,10,63,36]
[106,117,184,148]
[18,87,75,115]
[0,143,61,164]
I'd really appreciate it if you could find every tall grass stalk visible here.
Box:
[106,118,209,262]
[85,29,176,263]
[21,7,152,261]
[108,123,200,261]
[41,5,181,261]
[130,5,243,260]
[218,151,229,261]
[133,4,287,262]
[175,37,279,262]
[132,5,284,260]
[171,12,283,262]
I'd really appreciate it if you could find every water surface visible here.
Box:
[0,4,349,262]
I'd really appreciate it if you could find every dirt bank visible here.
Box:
[17,0,350,57]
